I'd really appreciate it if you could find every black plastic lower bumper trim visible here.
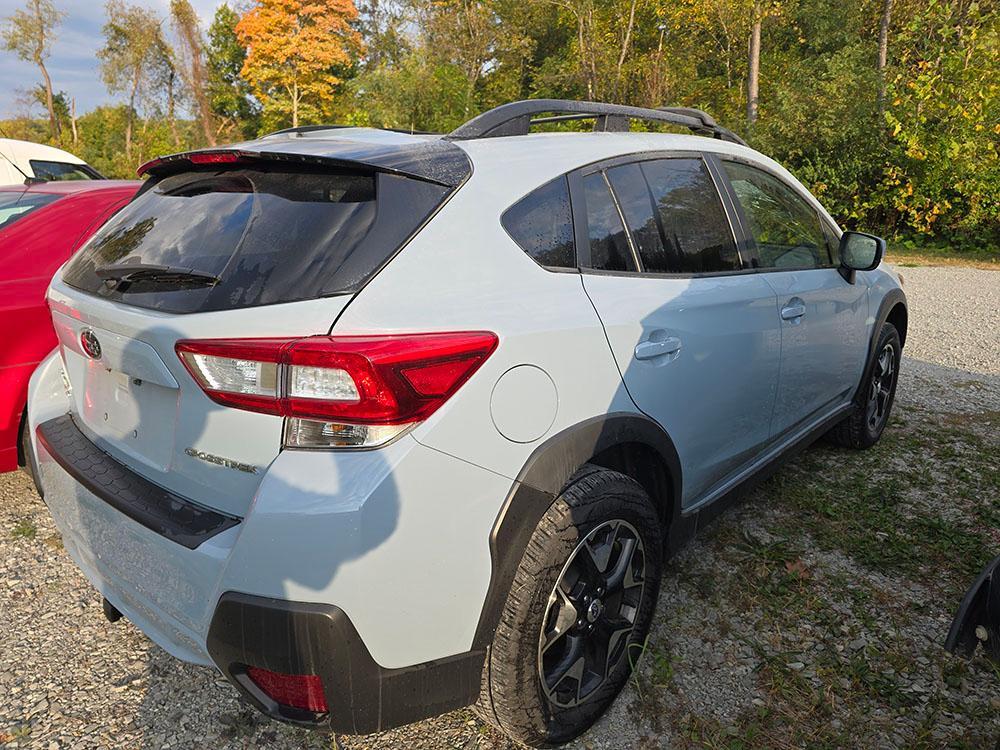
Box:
[207,592,485,734]
[36,415,239,549]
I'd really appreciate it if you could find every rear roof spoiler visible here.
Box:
[137,140,472,188]
[446,99,747,146]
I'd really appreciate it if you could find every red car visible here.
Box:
[0,179,141,473]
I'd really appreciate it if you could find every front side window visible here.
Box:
[822,221,841,266]
[582,172,634,272]
[29,160,98,181]
[640,158,740,274]
[722,161,830,269]
[502,176,575,268]
[0,191,60,231]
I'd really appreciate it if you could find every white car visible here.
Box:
[0,138,104,185]
[27,100,906,747]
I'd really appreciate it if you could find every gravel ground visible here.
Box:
[1,265,998,749]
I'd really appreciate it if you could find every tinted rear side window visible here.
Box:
[502,176,575,268]
[641,158,739,273]
[583,172,635,272]
[62,165,450,313]
[605,163,668,272]
[0,191,60,231]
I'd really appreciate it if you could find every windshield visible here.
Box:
[0,191,61,231]
[61,163,451,313]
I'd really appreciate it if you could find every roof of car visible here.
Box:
[0,179,141,195]
[139,101,752,189]
[0,138,88,166]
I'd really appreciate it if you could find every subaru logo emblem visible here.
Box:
[80,329,102,360]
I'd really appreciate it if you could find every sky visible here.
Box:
[0,0,225,120]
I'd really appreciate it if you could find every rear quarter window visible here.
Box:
[61,164,450,314]
[501,176,576,269]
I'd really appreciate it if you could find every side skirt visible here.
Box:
[667,403,853,555]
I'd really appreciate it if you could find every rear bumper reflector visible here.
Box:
[36,415,239,549]
[207,592,485,733]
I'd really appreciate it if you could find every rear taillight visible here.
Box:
[176,332,498,448]
[245,666,328,713]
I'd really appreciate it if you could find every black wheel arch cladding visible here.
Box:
[853,287,906,405]
[472,412,681,650]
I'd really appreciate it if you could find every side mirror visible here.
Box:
[839,231,885,282]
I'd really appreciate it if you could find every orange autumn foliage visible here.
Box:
[235,0,363,127]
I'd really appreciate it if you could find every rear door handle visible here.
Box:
[780,303,806,321]
[634,337,682,360]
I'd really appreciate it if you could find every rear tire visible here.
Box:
[478,465,662,748]
[827,321,901,450]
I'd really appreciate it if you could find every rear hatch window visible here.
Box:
[61,163,450,314]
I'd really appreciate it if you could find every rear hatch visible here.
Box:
[51,144,464,517]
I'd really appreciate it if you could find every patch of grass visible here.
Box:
[648,642,675,687]
[1,724,32,742]
[10,517,37,540]
[658,404,1000,748]
[884,239,999,269]
[674,660,850,750]
[762,415,997,589]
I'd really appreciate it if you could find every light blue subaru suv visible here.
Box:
[27,100,906,747]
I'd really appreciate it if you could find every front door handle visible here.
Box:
[635,337,682,360]
[780,302,806,321]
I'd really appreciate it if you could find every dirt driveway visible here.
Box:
[1,265,998,749]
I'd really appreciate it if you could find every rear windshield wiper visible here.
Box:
[95,263,220,289]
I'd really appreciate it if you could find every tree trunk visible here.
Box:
[292,80,299,128]
[38,59,60,139]
[576,13,592,99]
[167,72,180,148]
[747,0,761,127]
[615,0,638,98]
[126,74,140,158]
[877,0,894,112]
[70,97,78,145]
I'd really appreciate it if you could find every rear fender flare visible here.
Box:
[472,412,682,649]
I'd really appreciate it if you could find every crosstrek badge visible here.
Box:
[184,447,258,474]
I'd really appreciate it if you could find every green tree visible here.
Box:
[2,0,65,139]
[97,0,165,156]
[882,0,1000,244]
[207,3,260,138]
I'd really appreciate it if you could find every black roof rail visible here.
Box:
[445,99,747,146]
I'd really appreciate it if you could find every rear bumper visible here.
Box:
[37,415,239,549]
[34,422,238,664]
[208,592,483,733]
[28,351,511,731]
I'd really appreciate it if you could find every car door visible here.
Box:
[576,154,782,508]
[717,158,869,439]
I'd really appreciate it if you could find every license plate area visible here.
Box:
[78,361,178,471]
